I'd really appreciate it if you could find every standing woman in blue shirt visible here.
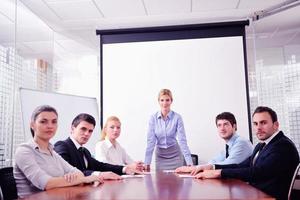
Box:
[144,89,193,170]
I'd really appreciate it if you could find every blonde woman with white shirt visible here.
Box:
[95,116,143,170]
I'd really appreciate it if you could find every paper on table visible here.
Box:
[177,174,195,178]
[121,174,146,178]
[142,171,155,175]
[163,170,175,173]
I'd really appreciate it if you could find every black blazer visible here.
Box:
[215,131,299,200]
[54,137,124,176]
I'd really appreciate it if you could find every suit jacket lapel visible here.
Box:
[82,148,91,168]
[67,137,86,170]
[251,144,261,165]
[258,131,283,156]
[252,131,284,165]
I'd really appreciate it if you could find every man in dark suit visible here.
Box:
[191,106,299,200]
[54,113,141,180]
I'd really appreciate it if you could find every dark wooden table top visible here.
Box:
[22,171,275,200]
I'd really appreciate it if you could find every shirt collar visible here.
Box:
[104,137,114,148]
[157,110,173,119]
[70,135,83,150]
[226,133,238,147]
[30,139,54,153]
[104,137,119,149]
[260,130,280,145]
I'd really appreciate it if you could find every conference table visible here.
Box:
[22,171,274,200]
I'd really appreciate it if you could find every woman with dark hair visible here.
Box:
[14,105,102,198]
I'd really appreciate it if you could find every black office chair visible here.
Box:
[288,163,300,200]
[0,167,18,200]
[191,154,198,165]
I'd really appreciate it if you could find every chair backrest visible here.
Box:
[0,167,18,200]
[191,154,198,165]
[288,163,300,200]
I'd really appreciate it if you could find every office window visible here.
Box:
[246,24,300,153]
[0,46,15,167]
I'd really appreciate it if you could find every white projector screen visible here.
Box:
[99,21,251,167]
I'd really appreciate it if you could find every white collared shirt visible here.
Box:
[95,138,134,165]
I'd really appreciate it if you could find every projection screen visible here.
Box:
[97,20,251,166]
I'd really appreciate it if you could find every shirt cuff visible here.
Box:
[92,171,101,176]
[212,164,215,170]
[122,166,126,174]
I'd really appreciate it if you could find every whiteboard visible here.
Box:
[20,88,100,155]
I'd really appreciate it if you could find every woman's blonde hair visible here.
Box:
[158,89,173,101]
[100,116,121,140]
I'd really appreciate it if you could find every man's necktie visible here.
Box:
[225,144,229,158]
[253,142,266,164]
[78,147,87,169]
[258,142,266,152]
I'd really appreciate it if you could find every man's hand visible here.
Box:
[99,171,122,180]
[194,169,221,179]
[124,165,143,175]
[175,166,196,173]
[135,161,144,171]
[127,161,144,171]
[191,164,213,176]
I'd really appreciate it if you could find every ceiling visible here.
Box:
[0,0,299,62]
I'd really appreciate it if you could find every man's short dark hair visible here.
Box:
[215,112,237,130]
[71,113,96,127]
[252,106,278,123]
